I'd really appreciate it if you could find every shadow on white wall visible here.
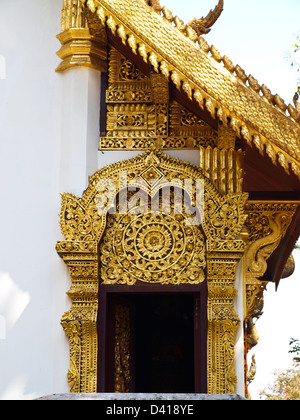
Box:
[0,272,30,340]
[1,376,39,400]
[0,56,6,80]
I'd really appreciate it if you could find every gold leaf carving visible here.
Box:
[57,150,249,395]
[101,210,206,286]
[101,47,222,150]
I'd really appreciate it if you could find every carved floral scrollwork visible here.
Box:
[101,208,206,286]
[59,193,106,243]
[61,320,81,392]
[204,193,248,240]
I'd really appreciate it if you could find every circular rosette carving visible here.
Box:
[101,212,206,285]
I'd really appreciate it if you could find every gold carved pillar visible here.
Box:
[56,0,107,72]
[202,176,248,393]
[206,241,246,394]
[206,240,246,393]
[56,240,99,393]
[199,146,247,393]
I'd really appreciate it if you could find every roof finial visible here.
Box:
[148,0,163,12]
[188,0,224,36]
[293,91,300,113]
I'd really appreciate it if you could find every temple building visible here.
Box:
[0,0,300,399]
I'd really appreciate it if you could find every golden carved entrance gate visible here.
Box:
[56,150,247,394]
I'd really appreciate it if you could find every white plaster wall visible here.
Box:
[234,260,245,398]
[0,0,101,399]
[0,0,201,399]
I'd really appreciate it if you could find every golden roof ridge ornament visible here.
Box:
[188,0,224,36]
[145,0,224,37]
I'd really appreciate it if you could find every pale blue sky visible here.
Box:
[163,0,300,399]
[163,0,300,103]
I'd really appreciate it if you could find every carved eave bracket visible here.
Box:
[243,202,298,321]
[56,1,107,72]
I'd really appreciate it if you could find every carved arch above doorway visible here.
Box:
[56,150,247,394]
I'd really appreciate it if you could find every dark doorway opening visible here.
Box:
[134,294,195,393]
[105,293,196,393]
[98,286,207,394]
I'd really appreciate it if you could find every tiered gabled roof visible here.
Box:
[85,0,300,179]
